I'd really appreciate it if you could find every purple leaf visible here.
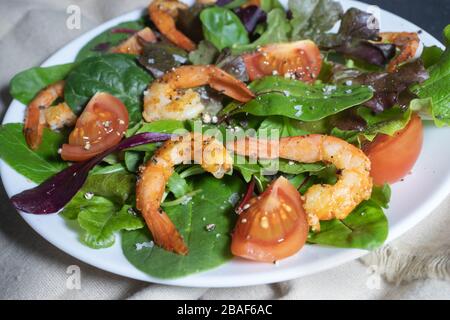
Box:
[216,0,234,6]
[92,42,111,52]
[334,40,396,67]
[354,60,429,112]
[234,6,267,33]
[11,132,172,215]
[110,28,138,35]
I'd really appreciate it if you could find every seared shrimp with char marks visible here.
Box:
[380,32,420,72]
[149,0,196,51]
[143,65,255,122]
[228,134,373,231]
[24,80,76,150]
[111,27,156,55]
[136,132,233,254]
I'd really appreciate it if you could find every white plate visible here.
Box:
[1,0,449,287]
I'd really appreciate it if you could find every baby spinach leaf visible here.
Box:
[83,170,136,204]
[200,7,249,51]
[64,54,152,125]
[76,20,146,61]
[62,193,144,249]
[411,25,450,126]
[0,123,67,183]
[230,76,373,121]
[188,40,218,65]
[10,63,74,105]
[232,8,291,54]
[307,199,388,250]
[121,175,244,279]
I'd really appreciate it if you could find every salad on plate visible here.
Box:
[1,0,449,279]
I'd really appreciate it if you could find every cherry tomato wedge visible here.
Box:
[231,176,309,262]
[363,113,423,185]
[242,40,322,83]
[61,92,129,162]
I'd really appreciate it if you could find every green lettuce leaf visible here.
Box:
[64,54,152,125]
[358,106,412,141]
[411,25,450,126]
[0,123,66,183]
[10,63,74,105]
[289,0,343,41]
[121,174,244,279]
[62,193,144,249]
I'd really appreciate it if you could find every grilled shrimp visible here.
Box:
[142,65,255,122]
[380,32,420,72]
[24,80,76,150]
[111,27,156,55]
[136,132,233,254]
[228,135,373,231]
[149,0,196,51]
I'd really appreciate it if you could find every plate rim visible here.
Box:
[1,0,449,287]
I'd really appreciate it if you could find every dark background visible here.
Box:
[360,0,450,40]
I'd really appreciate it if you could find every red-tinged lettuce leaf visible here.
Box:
[334,41,396,67]
[321,8,396,67]
[11,132,172,215]
[353,60,429,113]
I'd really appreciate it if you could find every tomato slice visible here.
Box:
[231,176,309,262]
[363,113,423,185]
[61,92,129,162]
[242,40,322,83]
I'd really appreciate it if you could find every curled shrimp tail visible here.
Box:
[380,32,420,72]
[24,80,65,150]
[136,163,189,254]
[207,66,256,102]
[111,27,156,55]
[136,133,233,254]
[149,0,196,51]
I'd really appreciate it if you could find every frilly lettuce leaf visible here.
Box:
[62,193,144,249]
[411,25,450,126]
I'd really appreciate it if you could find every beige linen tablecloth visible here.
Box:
[0,0,449,300]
